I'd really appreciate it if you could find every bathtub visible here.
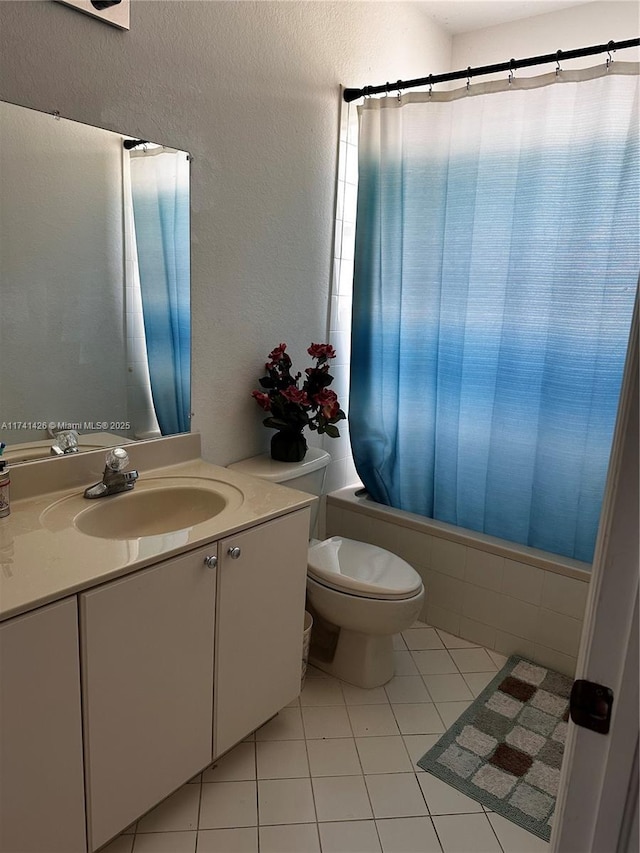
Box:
[325,486,591,677]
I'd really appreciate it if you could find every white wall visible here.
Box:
[451,1,639,76]
[0,101,128,444]
[0,0,452,465]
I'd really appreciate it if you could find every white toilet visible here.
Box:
[228,448,425,688]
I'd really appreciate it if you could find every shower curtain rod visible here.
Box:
[343,37,640,102]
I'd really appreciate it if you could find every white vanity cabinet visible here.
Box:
[80,544,217,851]
[214,508,310,757]
[0,597,86,853]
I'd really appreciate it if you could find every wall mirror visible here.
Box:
[0,100,191,463]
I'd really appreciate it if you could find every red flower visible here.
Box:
[268,343,288,362]
[251,390,271,411]
[314,389,340,419]
[307,343,336,360]
[281,386,310,406]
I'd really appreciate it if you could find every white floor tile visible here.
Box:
[100,836,134,853]
[306,737,362,776]
[347,704,400,737]
[449,648,498,673]
[203,742,256,782]
[462,671,497,697]
[432,813,502,852]
[393,650,420,676]
[421,673,474,703]
[376,816,443,853]
[355,735,413,774]
[402,627,445,650]
[487,813,550,852]
[255,707,304,741]
[435,700,472,727]
[258,778,316,825]
[488,649,509,668]
[411,650,459,675]
[300,677,345,706]
[137,783,200,833]
[391,703,445,736]
[417,773,484,815]
[365,773,429,819]
[319,819,382,853]
[132,832,196,853]
[436,630,478,649]
[302,705,353,739]
[385,676,432,704]
[306,664,331,678]
[402,734,441,770]
[196,827,258,853]
[258,823,321,853]
[256,739,309,779]
[312,775,374,822]
[199,781,257,829]
[341,682,389,705]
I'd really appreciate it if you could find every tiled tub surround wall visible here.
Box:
[326,489,590,677]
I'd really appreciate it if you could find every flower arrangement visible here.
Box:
[252,342,346,461]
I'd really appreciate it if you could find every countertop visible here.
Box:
[0,455,313,623]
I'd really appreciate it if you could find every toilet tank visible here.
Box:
[227,447,331,536]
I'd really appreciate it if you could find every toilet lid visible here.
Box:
[307,537,423,600]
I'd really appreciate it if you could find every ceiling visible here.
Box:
[418,0,598,34]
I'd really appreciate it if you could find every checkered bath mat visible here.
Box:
[418,655,573,842]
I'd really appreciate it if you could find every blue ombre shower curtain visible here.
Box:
[130,150,191,435]
[350,67,639,562]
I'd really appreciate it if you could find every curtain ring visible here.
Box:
[555,50,562,77]
[508,58,515,86]
[606,40,614,71]
[466,66,472,91]
[428,74,433,98]
[396,80,403,102]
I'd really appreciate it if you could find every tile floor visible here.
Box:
[102,622,550,853]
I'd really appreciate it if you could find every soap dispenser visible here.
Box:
[0,461,10,518]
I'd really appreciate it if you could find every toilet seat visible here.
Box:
[307,537,423,601]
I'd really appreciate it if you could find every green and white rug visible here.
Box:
[418,655,573,842]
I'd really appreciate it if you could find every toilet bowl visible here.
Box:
[227,448,426,688]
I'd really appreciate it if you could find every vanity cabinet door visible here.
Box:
[214,508,309,757]
[80,545,217,851]
[0,597,86,853]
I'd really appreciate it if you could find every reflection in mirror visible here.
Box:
[0,101,191,463]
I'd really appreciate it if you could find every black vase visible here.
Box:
[270,430,308,463]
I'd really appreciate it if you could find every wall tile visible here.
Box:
[461,584,501,627]
[392,529,433,572]
[536,608,583,657]
[425,604,460,636]
[431,539,466,580]
[501,560,544,605]
[541,571,590,620]
[532,644,577,678]
[426,570,465,614]
[464,549,504,592]
[367,521,401,554]
[493,630,535,660]
[326,507,373,544]
[495,595,539,642]
[458,617,497,650]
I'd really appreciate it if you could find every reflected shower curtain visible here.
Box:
[130,150,191,435]
[350,67,639,562]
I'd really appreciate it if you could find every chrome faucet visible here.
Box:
[84,447,139,499]
[50,429,80,456]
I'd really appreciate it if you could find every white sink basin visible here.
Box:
[41,477,245,539]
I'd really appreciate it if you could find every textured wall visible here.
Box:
[0,0,451,464]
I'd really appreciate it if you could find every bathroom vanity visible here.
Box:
[0,435,312,852]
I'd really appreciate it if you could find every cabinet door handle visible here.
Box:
[204,555,218,569]
[227,546,242,560]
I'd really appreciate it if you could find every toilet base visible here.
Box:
[309,628,395,688]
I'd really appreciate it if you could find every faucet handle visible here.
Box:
[105,447,130,472]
